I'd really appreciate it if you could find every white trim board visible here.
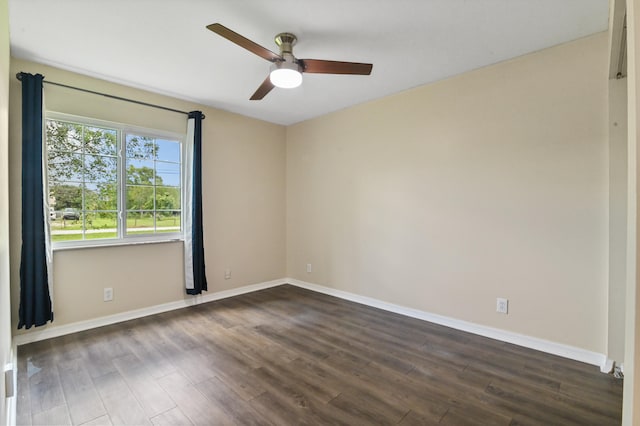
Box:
[13,278,287,346]
[286,278,608,370]
[5,341,16,426]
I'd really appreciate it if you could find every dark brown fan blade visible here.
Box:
[250,76,276,100]
[207,23,281,62]
[300,59,372,75]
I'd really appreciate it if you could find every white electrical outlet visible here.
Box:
[496,297,508,314]
[103,287,113,302]
[225,269,231,279]
[306,263,312,273]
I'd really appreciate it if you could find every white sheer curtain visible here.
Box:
[183,111,207,294]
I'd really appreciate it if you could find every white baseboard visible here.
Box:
[13,278,287,346]
[286,278,608,370]
[601,358,615,374]
[12,276,611,374]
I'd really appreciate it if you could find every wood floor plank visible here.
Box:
[404,364,548,423]
[231,324,299,364]
[193,346,267,401]
[259,357,341,404]
[492,371,614,421]
[284,315,419,374]
[171,348,220,385]
[398,409,443,426]
[56,358,107,425]
[16,284,623,425]
[111,354,176,418]
[212,367,267,402]
[78,337,120,380]
[484,381,601,425]
[439,405,512,426]
[559,381,623,416]
[16,353,32,426]
[251,364,322,409]
[31,404,72,426]
[82,327,134,380]
[358,362,451,421]
[155,371,233,425]
[26,355,67,416]
[78,414,113,426]
[92,371,150,425]
[253,323,332,360]
[149,407,193,426]
[249,388,368,426]
[328,389,411,424]
[194,376,267,425]
[247,391,304,425]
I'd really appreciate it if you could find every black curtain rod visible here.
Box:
[16,72,205,119]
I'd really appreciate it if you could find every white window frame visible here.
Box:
[46,112,185,249]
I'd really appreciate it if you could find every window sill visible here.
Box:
[52,238,184,252]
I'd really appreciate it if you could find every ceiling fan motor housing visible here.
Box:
[274,33,297,56]
[273,33,302,73]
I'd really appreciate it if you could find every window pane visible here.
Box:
[126,185,154,210]
[50,202,82,242]
[46,120,82,153]
[48,152,83,184]
[126,134,155,160]
[85,183,117,211]
[126,159,156,185]
[156,211,181,233]
[85,212,118,240]
[84,127,117,156]
[51,218,83,242]
[85,155,117,183]
[155,139,180,162]
[124,133,181,238]
[156,186,180,210]
[156,162,180,187]
[50,182,83,210]
[126,211,155,234]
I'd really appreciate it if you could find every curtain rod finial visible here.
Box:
[16,72,46,82]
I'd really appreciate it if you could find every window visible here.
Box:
[46,114,183,246]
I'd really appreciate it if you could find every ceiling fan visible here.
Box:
[206,23,373,100]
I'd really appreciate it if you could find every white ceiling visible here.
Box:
[9,0,609,126]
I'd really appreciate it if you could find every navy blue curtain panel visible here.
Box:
[186,110,208,295]
[18,73,53,329]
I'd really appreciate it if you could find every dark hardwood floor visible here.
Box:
[16,284,622,425]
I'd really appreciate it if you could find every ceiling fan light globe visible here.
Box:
[269,61,303,89]
[270,68,302,88]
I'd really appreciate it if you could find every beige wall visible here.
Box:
[287,33,610,353]
[0,0,12,423]
[609,77,628,364]
[9,58,286,329]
